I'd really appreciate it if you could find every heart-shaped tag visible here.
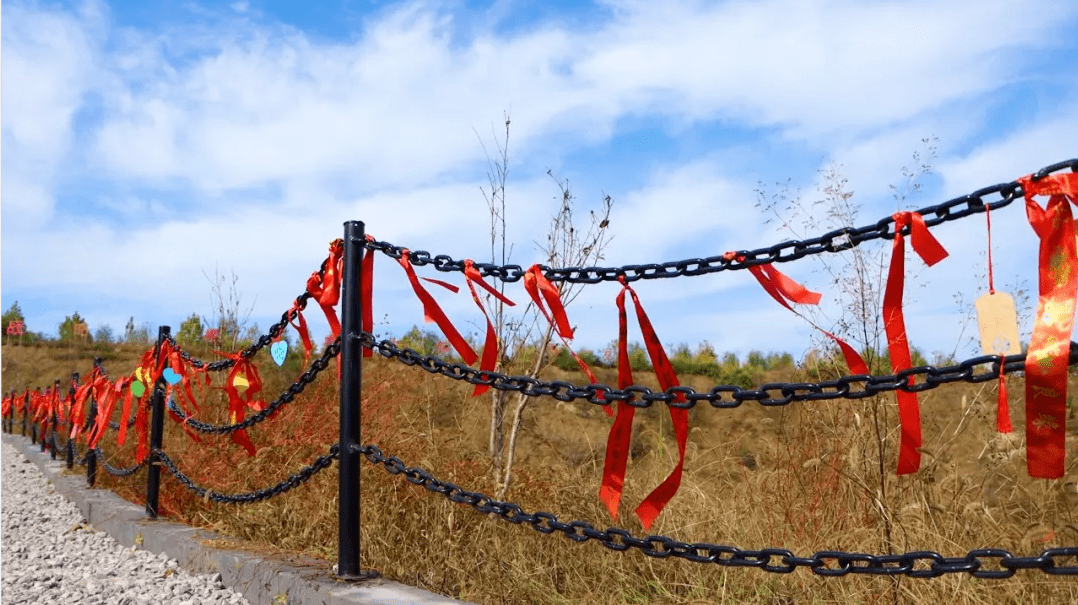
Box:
[233,374,250,392]
[270,341,287,366]
[163,368,182,385]
[131,381,146,398]
[134,367,148,383]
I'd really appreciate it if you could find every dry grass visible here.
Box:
[4,342,1078,604]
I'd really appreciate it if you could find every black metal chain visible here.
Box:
[358,332,1078,408]
[165,338,341,434]
[92,449,148,477]
[108,411,138,431]
[363,159,1078,283]
[166,263,326,371]
[152,445,339,504]
[358,443,1078,578]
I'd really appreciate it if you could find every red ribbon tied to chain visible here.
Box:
[119,348,156,447]
[726,253,869,376]
[361,235,375,358]
[307,239,345,339]
[524,265,574,339]
[464,260,516,396]
[89,378,134,449]
[215,351,267,457]
[884,211,948,475]
[398,249,478,365]
[601,278,689,529]
[1019,172,1078,478]
[522,264,607,412]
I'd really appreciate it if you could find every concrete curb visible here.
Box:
[3,434,474,605]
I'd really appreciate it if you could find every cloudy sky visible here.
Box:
[3,0,1076,365]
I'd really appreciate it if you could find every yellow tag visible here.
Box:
[233,374,250,392]
[975,291,1021,355]
[134,367,148,383]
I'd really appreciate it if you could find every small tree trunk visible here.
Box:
[496,326,554,498]
[489,388,506,485]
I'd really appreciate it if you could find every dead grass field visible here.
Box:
[4,341,1077,604]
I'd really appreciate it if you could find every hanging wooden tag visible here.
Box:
[975,291,1021,355]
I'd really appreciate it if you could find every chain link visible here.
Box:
[167,292,313,372]
[153,445,338,504]
[358,443,1078,577]
[165,338,340,434]
[364,159,1077,283]
[92,449,148,477]
[358,332,1078,409]
[108,411,138,431]
[166,258,325,371]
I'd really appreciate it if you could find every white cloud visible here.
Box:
[2,0,1076,359]
[1,2,101,227]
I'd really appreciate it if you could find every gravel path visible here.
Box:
[1,440,252,605]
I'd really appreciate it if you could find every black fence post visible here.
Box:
[86,398,98,487]
[145,326,170,519]
[338,220,376,580]
[67,373,78,469]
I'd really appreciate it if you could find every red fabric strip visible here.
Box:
[884,211,948,475]
[1020,172,1078,478]
[362,237,375,358]
[523,264,574,339]
[599,283,638,520]
[289,303,314,366]
[120,349,155,446]
[520,263,605,411]
[997,356,1013,433]
[622,283,689,530]
[398,249,478,365]
[733,254,869,375]
[464,260,516,397]
[215,351,265,457]
[307,240,345,338]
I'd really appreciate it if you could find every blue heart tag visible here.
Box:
[270,340,288,366]
[162,368,182,384]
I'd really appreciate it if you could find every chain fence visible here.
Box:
[356,442,1078,578]
[152,445,338,504]
[364,159,1078,283]
[4,159,1077,586]
[164,338,340,434]
[359,331,1078,407]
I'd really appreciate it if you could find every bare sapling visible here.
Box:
[477,114,615,497]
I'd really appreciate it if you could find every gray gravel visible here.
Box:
[1,440,251,605]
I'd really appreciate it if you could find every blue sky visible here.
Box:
[3,0,1077,365]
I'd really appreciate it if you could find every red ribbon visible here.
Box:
[600,278,689,530]
[884,211,948,475]
[89,378,133,449]
[521,264,607,411]
[728,253,869,375]
[398,249,477,365]
[215,351,265,457]
[288,302,314,367]
[119,349,155,446]
[361,236,375,358]
[307,239,345,338]
[524,265,574,339]
[599,281,639,521]
[1020,172,1078,478]
[464,260,516,397]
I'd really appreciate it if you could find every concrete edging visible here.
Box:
[3,433,473,605]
